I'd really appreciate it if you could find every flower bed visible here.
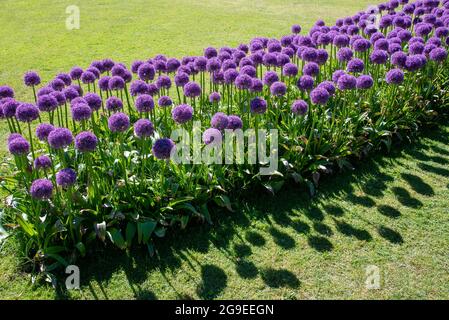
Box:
[1,0,449,271]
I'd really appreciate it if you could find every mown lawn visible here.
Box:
[1,123,449,299]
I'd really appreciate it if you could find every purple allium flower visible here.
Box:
[297,75,314,91]
[48,128,73,149]
[134,119,155,138]
[108,112,130,133]
[235,74,253,90]
[37,87,54,97]
[310,87,330,105]
[315,49,329,65]
[389,43,403,54]
[436,27,449,38]
[203,128,222,145]
[415,23,433,37]
[337,74,357,90]
[347,58,365,73]
[108,76,125,91]
[147,83,159,96]
[172,104,193,124]
[83,93,102,111]
[0,86,14,99]
[71,103,92,121]
[250,97,267,114]
[158,95,173,107]
[303,62,320,77]
[204,47,218,59]
[233,50,247,64]
[249,51,264,65]
[104,96,123,112]
[292,24,302,34]
[301,48,317,62]
[166,58,181,73]
[75,131,98,152]
[137,63,155,82]
[91,60,105,73]
[50,78,65,91]
[222,60,237,71]
[386,68,404,84]
[374,39,389,51]
[8,137,30,155]
[240,65,257,78]
[37,94,58,112]
[227,115,243,130]
[370,49,389,64]
[1,99,19,118]
[80,71,96,84]
[332,70,345,83]
[123,70,133,84]
[152,138,175,160]
[337,47,353,62]
[111,64,126,78]
[333,34,350,47]
[352,38,371,52]
[282,63,298,77]
[270,81,287,96]
[15,103,39,122]
[183,82,201,98]
[223,69,238,84]
[71,97,87,107]
[209,92,221,103]
[424,44,437,56]
[34,155,52,170]
[206,58,221,73]
[263,52,278,66]
[318,81,336,96]
[131,60,145,74]
[102,59,115,72]
[36,123,55,141]
[250,78,264,93]
[153,59,167,73]
[291,100,308,115]
[263,71,279,86]
[356,75,374,89]
[211,112,228,130]
[391,51,407,68]
[50,91,66,106]
[429,47,448,62]
[409,42,425,55]
[56,168,77,187]
[70,67,83,80]
[30,179,53,200]
[23,71,41,87]
[405,54,424,71]
[63,86,80,101]
[156,75,172,90]
[238,43,249,53]
[130,80,149,96]
[87,66,101,79]
[174,72,189,87]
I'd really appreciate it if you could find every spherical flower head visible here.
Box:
[409,42,424,55]
[75,131,98,152]
[332,70,345,83]
[134,119,154,138]
[137,63,156,82]
[235,74,252,90]
[108,76,125,91]
[147,83,159,96]
[356,75,374,89]
[291,24,301,34]
[303,62,320,77]
[370,50,389,65]
[36,123,55,141]
[152,138,175,159]
[103,96,123,113]
[50,91,66,106]
[405,55,424,71]
[34,155,52,171]
[386,68,404,84]
[174,72,189,87]
[204,47,218,59]
[102,59,115,72]
[156,75,172,90]
[108,112,130,133]
[435,27,449,38]
[30,179,53,200]
[415,23,433,37]
[131,60,145,74]
[183,82,201,98]
[283,63,298,77]
[310,87,330,105]
[315,49,329,65]
[333,34,350,47]
[429,47,448,62]
[81,71,96,84]
[158,95,173,107]
[347,58,365,73]
[130,80,149,96]
[50,78,65,92]
[318,81,336,96]
[90,60,105,73]
[209,92,221,103]
[211,112,228,131]
[16,103,39,122]
[172,104,193,124]
[134,94,154,113]
[352,38,371,52]
[268,41,282,53]
[0,86,14,99]
[71,103,92,121]
[69,67,83,80]
[8,137,30,155]
[111,64,127,78]
[301,48,317,62]
[1,98,19,118]
[240,65,257,78]
[56,168,77,188]
[37,94,58,112]
[391,51,407,68]
[337,74,357,90]
[297,75,314,91]
[262,71,279,87]
[291,100,308,115]
[262,52,278,66]
[203,128,222,145]
[24,71,41,87]
[37,87,54,98]
[224,69,239,84]
[63,86,80,101]
[48,127,73,149]
[270,81,287,96]
[206,58,221,73]
[166,58,181,73]
[71,97,87,107]
[96,76,109,92]
[82,93,101,111]
[250,97,267,114]
[250,79,264,93]
[226,115,243,130]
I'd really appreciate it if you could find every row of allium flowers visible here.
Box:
[1,0,449,269]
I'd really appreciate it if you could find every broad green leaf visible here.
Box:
[75,242,86,257]
[125,222,137,247]
[107,228,126,250]
[16,214,37,237]
[137,221,157,244]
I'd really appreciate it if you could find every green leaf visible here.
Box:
[200,203,212,225]
[94,221,107,242]
[16,214,37,237]
[147,243,155,257]
[176,203,200,215]
[154,227,166,238]
[214,195,234,212]
[125,222,137,247]
[75,242,86,257]
[137,221,157,244]
[46,253,69,267]
[43,246,66,255]
[180,216,189,229]
[107,228,126,250]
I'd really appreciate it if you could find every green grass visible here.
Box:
[1,123,449,299]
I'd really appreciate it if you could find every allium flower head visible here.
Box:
[137,63,156,81]
[8,137,30,155]
[174,72,189,87]
[108,76,125,90]
[211,112,228,131]
[370,50,389,64]
[356,75,374,89]
[318,81,336,96]
[172,104,193,124]
[131,60,145,74]
[84,93,102,111]
[158,95,173,107]
[56,168,77,187]
[156,75,172,89]
[227,115,243,130]
[352,38,371,52]
[105,96,123,112]
[291,100,308,115]
[235,74,253,90]
[206,58,221,73]
[30,179,53,200]
[108,112,130,133]
[283,63,298,77]
[183,82,201,98]
[37,94,58,112]
[0,86,14,99]
[337,74,357,90]
[102,59,115,71]
[152,138,175,159]
[1,99,19,118]
[250,97,267,114]
[48,128,74,149]
[130,80,149,96]
[297,75,314,91]
[209,92,221,103]
[50,78,65,91]
[250,78,264,92]
[166,58,181,73]
[50,91,66,106]
[63,86,80,101]
[337,47,354,62]
[71,103,92,121]
[15,103,39,122]
[291,24,302,34]
[24,71,41,87]
[303,62,320,76]
[147,83,159,96]
[332,70,345,83]
[36,123,55,141]
[270,81,287,96]
[429,47,448,62]
[135,94,154,113]
[81,71,96,84]
[70,67,83,80]
[34,155,52,170]
[134,119,155,138]
[263,71,279,86]
[310,87,330,105]
[203,128,222,145]
[75,131,98,152]
[204,47,218,59]
[386,68,405,84]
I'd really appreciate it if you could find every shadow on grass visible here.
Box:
[49,123,449,300]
